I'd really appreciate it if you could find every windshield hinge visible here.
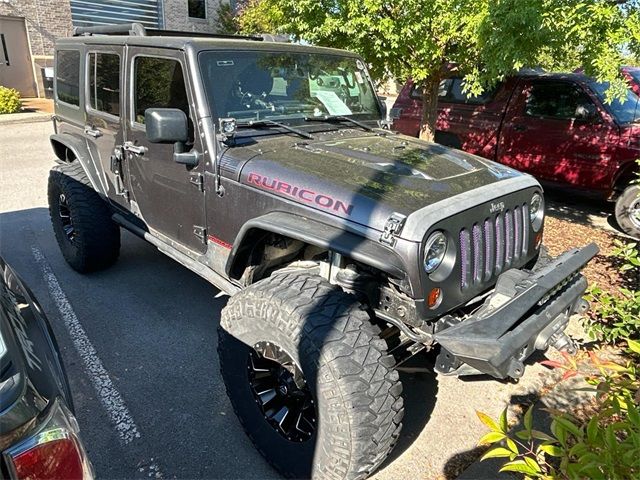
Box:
[380,213,407,246]
[193,225,207,243]
[189,172,204,192]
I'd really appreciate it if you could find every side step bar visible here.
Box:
[112,213,240,296]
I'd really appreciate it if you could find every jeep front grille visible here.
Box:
[459,204,530,289]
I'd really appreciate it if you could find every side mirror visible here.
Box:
[145,108,188,143]
[575,104,597,122]
[145,108,199,167]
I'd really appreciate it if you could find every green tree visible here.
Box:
[237,0,640,141]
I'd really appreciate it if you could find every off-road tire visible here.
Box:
[615,184,640,239]
[48,162,120,272]
[218,271,404,480]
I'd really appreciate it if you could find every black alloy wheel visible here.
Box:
[247,341,316,443]
[58,193,76,242]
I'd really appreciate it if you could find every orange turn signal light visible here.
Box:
[535,232,543,248]
[427,288,442,309]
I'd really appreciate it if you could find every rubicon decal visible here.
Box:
[247,173,354,215]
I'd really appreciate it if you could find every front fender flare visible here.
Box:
[50,133,107,196]
[226,212,408,283]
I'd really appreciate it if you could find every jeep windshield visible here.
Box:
[198,50,382,130]
[589,80,640,124]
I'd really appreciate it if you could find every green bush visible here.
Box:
[477,342,640,479]
[585,241,640,343]
[0,86,21,114]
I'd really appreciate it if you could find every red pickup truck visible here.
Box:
[391,72,640,237]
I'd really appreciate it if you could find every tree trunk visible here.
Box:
[418,75,441,142]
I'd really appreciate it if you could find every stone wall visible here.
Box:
[0,0,72,57]
[162,0,226,33]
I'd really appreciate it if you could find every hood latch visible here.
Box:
[380,213,407,246]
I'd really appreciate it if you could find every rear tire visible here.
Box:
[48,163,120,272]
[615,184,640,239]
[218,271,404,479]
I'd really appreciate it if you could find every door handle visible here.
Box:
[123,141,148,156]
[513,124,527,132]
[84,125,103,138]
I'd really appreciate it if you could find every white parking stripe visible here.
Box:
[31,246,141,444]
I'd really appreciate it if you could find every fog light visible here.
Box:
[427,288,442,309]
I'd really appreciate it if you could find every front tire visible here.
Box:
[48,163,120,272]
[615,184,640,239]
[219,272,403,479]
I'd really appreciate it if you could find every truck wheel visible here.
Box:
[615,184,640,239]
[218,272,403,479]
[48,163,120,272]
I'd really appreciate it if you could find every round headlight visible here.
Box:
[424,231,448,274]
[530,193,544,232]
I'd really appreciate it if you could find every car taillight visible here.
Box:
[11,438,83,479]
[3,398,93,480]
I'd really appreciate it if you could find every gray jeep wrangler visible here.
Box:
[48,23,597,479]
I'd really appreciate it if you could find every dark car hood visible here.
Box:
[228,130,527,232]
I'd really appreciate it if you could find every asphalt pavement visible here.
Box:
[0,120,579,479]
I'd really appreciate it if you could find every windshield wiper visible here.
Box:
[304,115,373,132]
[236,119,313,139]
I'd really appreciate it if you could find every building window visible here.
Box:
[56,50,80,106]
[88,53,120,116]
[188,0,206,19]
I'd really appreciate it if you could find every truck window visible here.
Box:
[525,82,593,120]
[410,79,452,99]
[88,52,120,117]
[133,56,188,125]
[411,78,495,104]
[56,50,80,107]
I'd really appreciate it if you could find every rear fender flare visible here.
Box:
[226,212,409,288]
[50,133,107,196]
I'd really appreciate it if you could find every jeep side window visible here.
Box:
[525,82,593,120]
[133,56,189,125]
[56,50,80,107]
[88,52,120,117]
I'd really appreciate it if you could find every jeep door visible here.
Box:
[497,79,616,189]
[124,48,206,253]
[84,46,129,208]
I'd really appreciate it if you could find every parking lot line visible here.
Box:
[31,245,142,445]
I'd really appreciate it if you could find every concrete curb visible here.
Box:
[0,112,52,125]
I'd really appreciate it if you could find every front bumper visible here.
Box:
[433,243,598,379]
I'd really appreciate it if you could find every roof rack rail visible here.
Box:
[72,22,264,41]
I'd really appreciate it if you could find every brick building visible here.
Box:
[0,0,228,98]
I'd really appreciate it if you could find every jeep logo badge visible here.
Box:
[490,201,505,213]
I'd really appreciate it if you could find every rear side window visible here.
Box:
[525,82,593,120]
[410,78,495,104]
[88,52,120,116]
[410,79,450,99]
[56,50,80,106]
[440,78,495,104]
[133,56,188,124]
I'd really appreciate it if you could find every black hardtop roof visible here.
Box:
[57,23,355,57]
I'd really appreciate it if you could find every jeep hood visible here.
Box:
[227,131,529,234]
